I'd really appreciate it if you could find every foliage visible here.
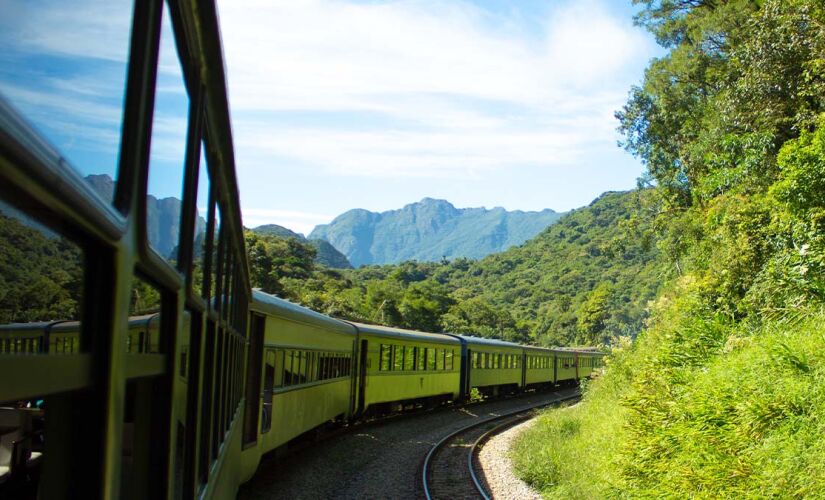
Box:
[0,213,83,323]
[248,190,663,344]
[516,1,825,497]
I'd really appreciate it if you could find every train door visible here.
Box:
[458,345,468,400]
[575,353,579,380]
[357,339,368,416]
[464,349,473,398]
[553,354,558,385]
[261,351,275,434]
[242,313,265,447]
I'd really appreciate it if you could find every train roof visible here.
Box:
[550,347,605,355]
[349,322,459,345]
[453,335,524,349]
[522,344,556,353]
[0,315,159,333]
[250,289,357,335]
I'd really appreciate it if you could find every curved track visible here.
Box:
[422,392,579,500]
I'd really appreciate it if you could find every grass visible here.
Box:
[512,307,825,498]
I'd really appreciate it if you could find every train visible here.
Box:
[0,0,605,497]
[0,289,603,495]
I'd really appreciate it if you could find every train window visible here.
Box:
[297,351,306,384]
[446,350,454,370]
[306,352,315,382]
[392,345,403,371]
[284,350,295,386]
[404,346,415,371]
[0,1,133,205]
[0,203,86,356]
[426,348,435,370]
[417,347,426,371]
[433,349,442,371]
[191,143,209,295]
[146,2,189,263]
[379,344,391,371]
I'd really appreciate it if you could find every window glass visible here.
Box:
[146,3,189,262]
[192,143,209,292]
[417,347,426,371]
[0,1,132,205]
[427,348,436,370]
[0,202,84,354]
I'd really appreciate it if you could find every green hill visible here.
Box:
[253,190,662,347]
[512,1,825,497]
[251,224,352,269]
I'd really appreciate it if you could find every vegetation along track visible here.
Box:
[422,392,580,500]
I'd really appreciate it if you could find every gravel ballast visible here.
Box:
[475,418,543,500]
[239,389,577,499]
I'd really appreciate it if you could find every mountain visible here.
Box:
[85,174,205,259]
[309,198,564,267]
[251,224,352,269]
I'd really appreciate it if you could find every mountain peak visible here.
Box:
[309,199,564,267]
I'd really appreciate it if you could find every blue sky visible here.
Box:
[218,0,663,234]
[0,0,662,236]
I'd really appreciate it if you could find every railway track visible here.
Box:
[421,391,580,500]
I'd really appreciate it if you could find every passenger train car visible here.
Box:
[0,289,604,495]
[0,0,602,497]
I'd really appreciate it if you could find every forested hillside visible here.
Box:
[247,189,662,347]
[513,1,825,497]
[251,224,352,268]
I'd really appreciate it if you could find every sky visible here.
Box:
[0,0,662,236]
[218,0,663,234]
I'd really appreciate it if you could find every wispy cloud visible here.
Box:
[219,0,654,184]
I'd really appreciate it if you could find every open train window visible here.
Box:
[404,346,415,371]
[379,345,391,371]
[392,345,403,371]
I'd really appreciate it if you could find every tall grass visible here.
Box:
[513,307,825,498]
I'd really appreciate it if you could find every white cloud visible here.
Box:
[241,208,334,235]
[218,0,652,184]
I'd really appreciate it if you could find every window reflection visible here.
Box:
[0,1,133,204]
[192,144,209,296]
[147,3,189,262]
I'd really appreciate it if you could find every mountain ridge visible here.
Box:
[309,198,563,267]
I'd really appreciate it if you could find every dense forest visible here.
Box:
[511,0,825,497]
[244,189,662,347]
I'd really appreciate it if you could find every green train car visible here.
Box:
[353,323,462,415]
[0,0,604,496]
[0,289,605,496]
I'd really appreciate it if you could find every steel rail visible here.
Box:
[422,391,580,500]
